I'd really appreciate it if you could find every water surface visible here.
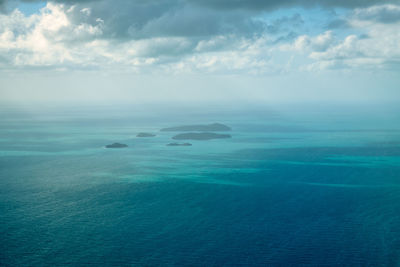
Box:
[1,104,400,266]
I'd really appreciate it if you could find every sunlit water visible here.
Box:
[1,104,400,266]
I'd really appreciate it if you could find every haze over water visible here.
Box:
[1,103,400,266]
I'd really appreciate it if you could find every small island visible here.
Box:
[105,143,128,148]
[136,133,156,137]
[166,143,192,146]
[160,123,231,132]
[172,132,231,140]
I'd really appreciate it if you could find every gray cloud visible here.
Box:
[61,1,268,41]
[353,4,400,23]
[1,0,400,73]
[60,1,309,42]
[127,6,265,39]
[0,0,7,12]
[187,0,400,10]
[2,0,399,42]
[325,19,350,29]
[8,0,400,8]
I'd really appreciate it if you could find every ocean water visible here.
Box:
[1,104,400,266]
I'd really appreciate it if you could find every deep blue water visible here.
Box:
[1,104,400,266]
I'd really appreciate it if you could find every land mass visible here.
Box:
[136,133,156,137]
[160,123,231,132]
[172,132,231,140]
[105,143,128,148]
[167,143,192,146]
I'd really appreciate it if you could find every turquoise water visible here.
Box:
[1,104,400,266]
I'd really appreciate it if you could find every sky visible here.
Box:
[0,0,399,106]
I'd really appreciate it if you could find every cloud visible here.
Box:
[308,28,400,70]
[0,3,103,67]
[353,4,400,23]
[0,1,299,72]
[126,5,265,39]
[0,1,399,74]
[325,19,349,29]
[3,0,400,14]
[272,2,400,72]
[187,0,400,10]
[281,30,336,53]
[289,5,400,71]
[2,0,398,40]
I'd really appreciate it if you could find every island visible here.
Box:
[166,143,192,146]
[136,133,156,137]
[172,132,231,140]
[105,143,128,148]
[160,123,231,132]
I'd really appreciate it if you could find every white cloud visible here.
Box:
[282,31,335,52]
[0,2,399,74]
[283,4,400,71]
[0,3,103,67]
[0,2,284,74]
[312,31,335,52]
[80,7,91,16]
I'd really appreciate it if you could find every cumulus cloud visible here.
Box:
[286,4,400,71]
[309,28,400,70]
[0,3,103,66]
[0,1,399,74]
[281,31,336,53]
[0,1,299,73]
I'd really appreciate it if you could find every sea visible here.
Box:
[1,103,400,266]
